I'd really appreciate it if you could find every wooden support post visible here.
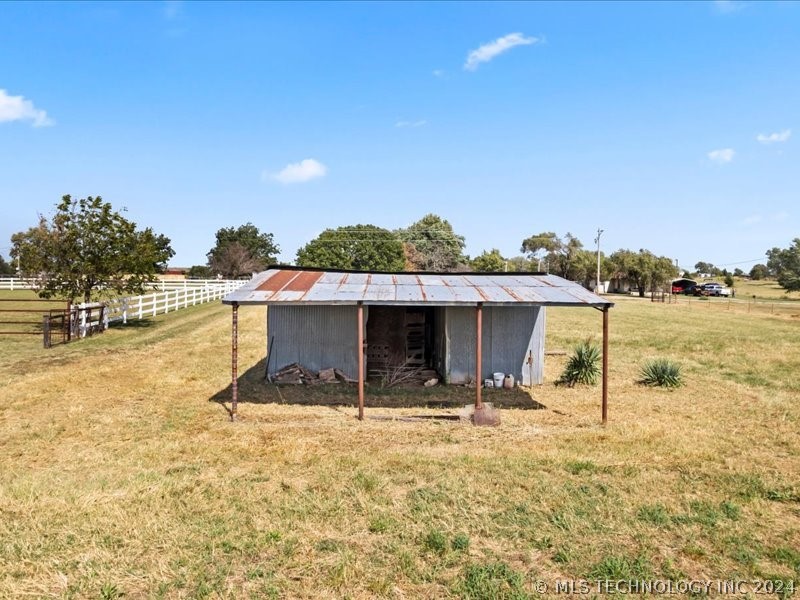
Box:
[231,302,239,422]
[357,302,365,420]
[476,302,483,409]
[602,307,609,425]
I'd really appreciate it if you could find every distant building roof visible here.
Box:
[223,266,614,308]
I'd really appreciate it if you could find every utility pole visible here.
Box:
[594,228,604,293]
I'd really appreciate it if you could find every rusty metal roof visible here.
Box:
[223,267,613,308]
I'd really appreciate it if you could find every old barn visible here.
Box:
[222,267,614,422]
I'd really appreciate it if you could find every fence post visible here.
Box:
[79,303,87,338]
[43,315,50,349]
[138,296,143,320]
[152,293,157,317]
[122,297,129,324]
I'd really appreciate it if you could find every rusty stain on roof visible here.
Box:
[227,268,614,307]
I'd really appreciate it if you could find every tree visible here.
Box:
[207,223,279,278]
[749,264,769,280]
[506,255,535,271]
[10,195,174,303]
[187,265,213,279]
[694,261,719,276]
[296,224,405,271]
[733,268,744,277]
[766,239,800,292]
[397,214,466,271]
[520,231,561,271]
[610,249,677,297]
[521,231,586,279]
[471,249,506,272]
[724,273,735,288]
[0,255,15,276]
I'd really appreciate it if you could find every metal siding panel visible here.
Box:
[422,285,457,303]
[342,273,369,285]
[475,285,516,303]
[449,286,483,303]
[267,305,358,379]
[364,284,396,301]
[416,274,447,286]
[446,307,476,385]
[319,272,347,284]
[396,285,425,302]
[369,274,395,285]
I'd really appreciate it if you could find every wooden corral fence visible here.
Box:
[0,298,72,348]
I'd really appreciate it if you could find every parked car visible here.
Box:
[693,282,732,297]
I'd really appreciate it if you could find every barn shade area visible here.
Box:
[223,267,614,424]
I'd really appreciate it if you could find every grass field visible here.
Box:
[1,294,798,598]
[733,278,800,302]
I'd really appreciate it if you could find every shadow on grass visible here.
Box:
[210,358,547,412]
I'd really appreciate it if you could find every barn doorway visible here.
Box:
[366,306,438,378]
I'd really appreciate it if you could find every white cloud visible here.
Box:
[714,0,746,13]
[163,0,183,20]
[0,89,53,127]
[464,32,540,71]
[756,129,791,144]
[267,159,327,184]
[432,69,445,78]
[395,119,427,128]
[708,148,735,164]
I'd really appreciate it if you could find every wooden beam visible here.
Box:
[231,302,239,422]
[476,302,483,409]
[357,301,364,420]
[602,306,609,425]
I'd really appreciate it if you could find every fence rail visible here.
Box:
[1,279,245,345]
[0,277,242,292]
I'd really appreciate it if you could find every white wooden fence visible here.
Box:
[0,278,245,340]
[0,277,239,292]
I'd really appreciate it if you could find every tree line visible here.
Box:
[6,195,800,301]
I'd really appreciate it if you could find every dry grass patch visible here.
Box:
[0,297,798,598]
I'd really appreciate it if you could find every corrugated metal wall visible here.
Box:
[444,306,545,385]
[267,305,361,379]
[267,304,544,386]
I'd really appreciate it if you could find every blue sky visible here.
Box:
[1,1,798,271]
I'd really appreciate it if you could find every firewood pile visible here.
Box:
[271,363,354,385]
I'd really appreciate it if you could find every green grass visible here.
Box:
[0,294,798,597]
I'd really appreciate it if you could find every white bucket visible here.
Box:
[493,372,505,388]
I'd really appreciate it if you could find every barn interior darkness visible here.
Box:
[365,306,438,376]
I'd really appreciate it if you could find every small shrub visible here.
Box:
[451,532,470,551]
[637,503,671,526]
[558,340,601,387]
[639,358,683,388]
[422,528,447,555]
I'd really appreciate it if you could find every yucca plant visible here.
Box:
[639,358,683,388]
[557,340,601,387]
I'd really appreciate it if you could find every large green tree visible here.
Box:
[749,263,770,280]
[610,249,677,297]
[471,248,506,272]
[296,224,405,271]
[10,195,174,303]
[766,239,800,292]
[397,214,466,271]
[206,223,279,278]
[521,231,586,278]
